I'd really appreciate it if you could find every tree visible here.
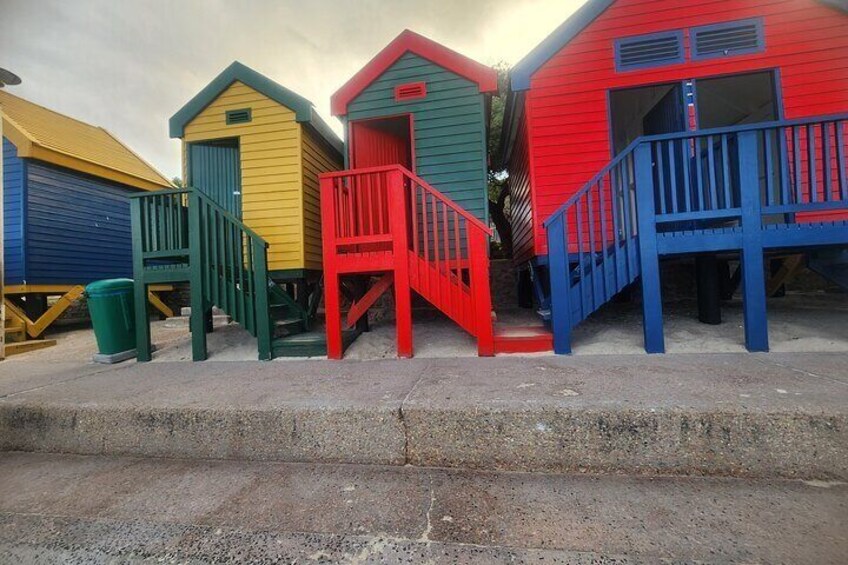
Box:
[172,177,184,188]
[488,62,512,258]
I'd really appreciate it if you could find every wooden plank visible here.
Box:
[767,255,805,297]
[345,273,394,329]
[147,290,174,319]
[546,215,572,354]
[634,144,664,354]
[5,339,57,356]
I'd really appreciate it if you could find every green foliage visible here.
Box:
[487,62,510,181]
[487,62,513,257]
[172,177,185,188]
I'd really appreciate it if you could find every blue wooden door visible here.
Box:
[188,139,242,218]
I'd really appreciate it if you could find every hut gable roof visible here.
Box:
[331,29,498,117]
[510,0,848,91]
[0,90,171,191]
[169,61,342,154]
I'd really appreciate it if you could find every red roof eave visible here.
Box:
[331,29,498,117]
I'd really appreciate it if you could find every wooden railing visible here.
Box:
[189,189,271,359]
[543,142,642,354]
[319,165,494,356]
[543,113,848,355]
[642,114,848,228]
[131,187,271,361]
[133,188,190,264]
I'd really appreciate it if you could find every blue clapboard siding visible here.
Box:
[3,137,25,284]
[345,52,489,222]
[25,161,139,284]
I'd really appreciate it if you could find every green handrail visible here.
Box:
[133,187,272,361]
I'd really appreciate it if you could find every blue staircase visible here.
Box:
[545,113,848,354]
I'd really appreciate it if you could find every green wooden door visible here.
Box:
[188,139,242,218]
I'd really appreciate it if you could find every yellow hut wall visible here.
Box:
[182,81,304,272]
[301,126,343,271]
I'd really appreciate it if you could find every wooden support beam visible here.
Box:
[345,273,394,329]
[634,143,665,354]
[767,254,805,297]
[5,339,57,356]
[147,290,175,319]
[739,131,769,353]
[4,285,85,338]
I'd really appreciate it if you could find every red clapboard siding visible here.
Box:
[508,111,535,265]
[523,0,848,257]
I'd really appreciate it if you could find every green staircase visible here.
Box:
[131,187,355,361]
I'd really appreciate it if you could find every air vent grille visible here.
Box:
[692,19,764,60]
[394,82,427,102]
[615,31,684,72]
[226,108,252,125]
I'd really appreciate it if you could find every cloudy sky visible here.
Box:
[1,0,585,179]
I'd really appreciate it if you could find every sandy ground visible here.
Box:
[5,291,847,364]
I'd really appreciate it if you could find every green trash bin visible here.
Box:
[86,278,136,357]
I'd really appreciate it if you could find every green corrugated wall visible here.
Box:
[344,52,489,222]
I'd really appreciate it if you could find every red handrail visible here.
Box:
[319,165,494,357]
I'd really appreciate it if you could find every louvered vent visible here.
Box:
[692,19,764,60]
[394,82,427,102]
[615,31,683,72]
[226,108,252,125]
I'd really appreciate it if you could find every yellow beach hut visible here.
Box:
[169,62,343,300]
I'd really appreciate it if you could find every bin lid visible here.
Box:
[85,278,134,296]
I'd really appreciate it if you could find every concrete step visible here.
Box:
[0,452,845,564]
[0,353,846,480]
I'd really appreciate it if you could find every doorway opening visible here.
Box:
[695,71,778,128]
[349,115,414,170]
[609,82,686,155]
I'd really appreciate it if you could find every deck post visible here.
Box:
[546,215,572,354]
[188,191,207,361]
[387,169,413,358]
[738,131,769,352]
[130,198,152,362]
[634,143,665,354]
[320,175,344,359]
[253,240,272,361]
[469,229,494,357]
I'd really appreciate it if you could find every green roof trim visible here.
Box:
[169,61,342,155]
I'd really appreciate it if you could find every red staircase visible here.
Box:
[320,165,551,359]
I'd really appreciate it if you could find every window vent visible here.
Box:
[615,31,684,72]
[692,18,764,60]
[226,108,252,125]
[394,82,427,102]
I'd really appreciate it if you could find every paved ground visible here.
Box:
[1,352,846,478]
[0,452,845,564]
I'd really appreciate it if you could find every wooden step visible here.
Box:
[493,325,553,354]
[272,328,361,358]
[273,317,306,338]
[5,339,58,356]
[5,325,27,343]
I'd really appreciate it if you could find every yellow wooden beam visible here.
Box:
[5,339,57,356]
[4,285,85,338]
[6,284,173,294]
[5,284,78,295]
[147,290,174,319]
